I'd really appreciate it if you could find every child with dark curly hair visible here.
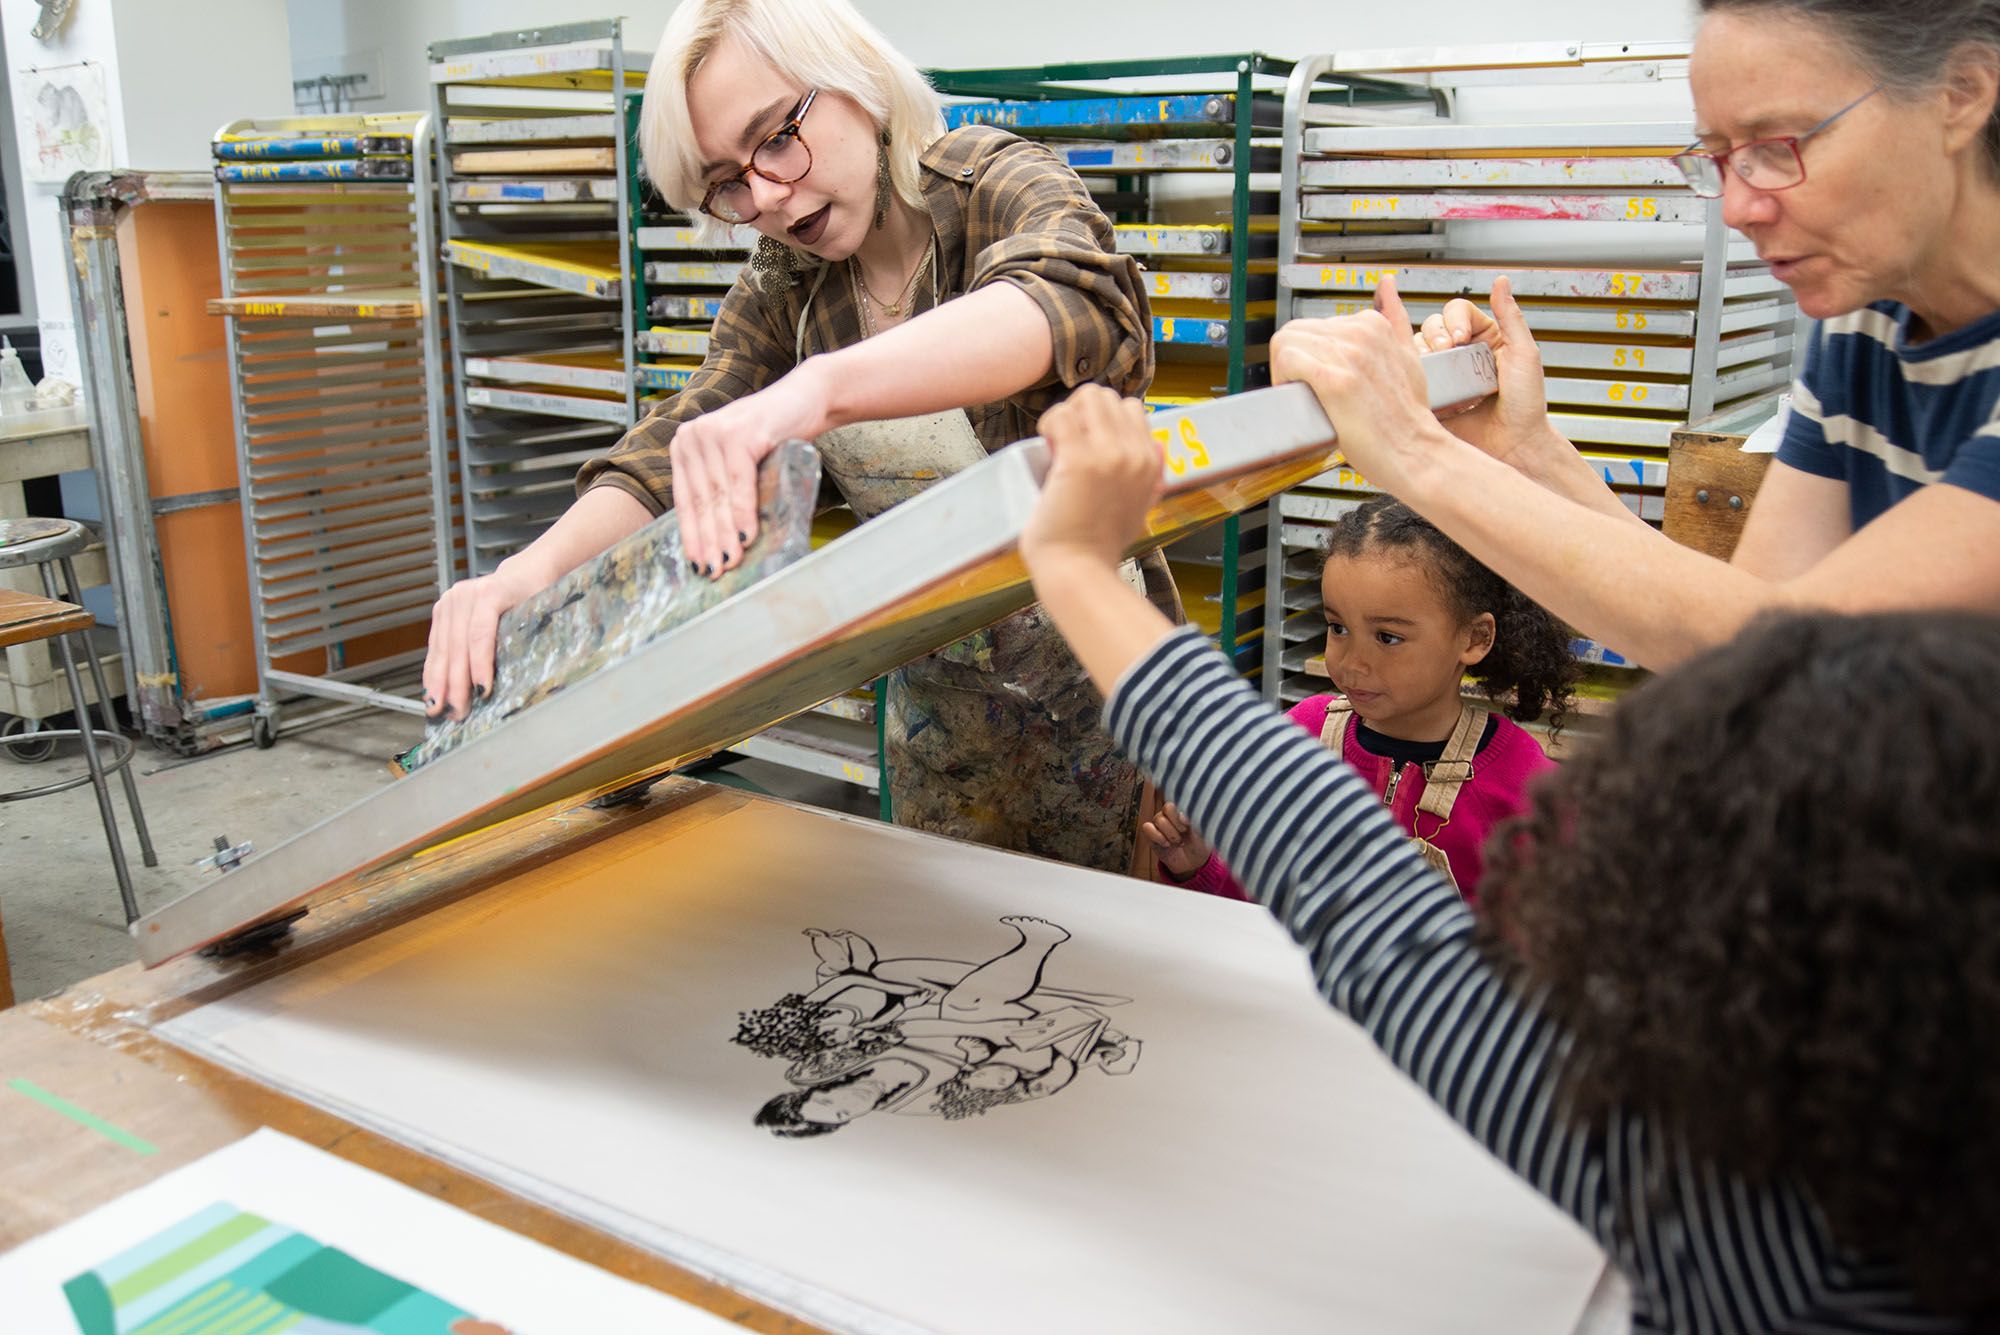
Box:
[1147,495,1577,903]
[1022,385,2000,1333]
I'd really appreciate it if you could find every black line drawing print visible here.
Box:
[732,916,1142,1138]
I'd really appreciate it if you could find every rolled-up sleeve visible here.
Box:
[964,139,1153,400]
[574,280,790,513]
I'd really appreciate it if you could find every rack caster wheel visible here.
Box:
[1,714,56,764]
[251,709,278,750]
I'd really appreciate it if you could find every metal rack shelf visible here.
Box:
[731,710,882,791]
[642,259,745,287]
[446,178,622,204]
[1113,222,1277,258]
[1265,43,1797,717]
[634,224,749,251]
[215,160,413,183]
[929,54,1428,685]
[206,291,428,320]
[448,146,620,174]
[442,238,623,299]
[1279,258,1783,304]
[649,293,727,322]
[632,365,700,393]
[942,92,1284,138]
[1154,314,1275,348]
[445,113,619,144]
[1054,140,1279,172]
[209,114,455,744]
[431,19,645,576]
[624,116,747,405]
[634,328,711,357]
[214,134,405,159]
[428,26,649,91]
[461,351,628,391]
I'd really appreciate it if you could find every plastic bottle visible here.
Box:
[0,339,33,417]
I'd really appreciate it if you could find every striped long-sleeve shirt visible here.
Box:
[1107,627,1957,1335]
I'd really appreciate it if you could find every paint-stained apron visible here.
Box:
[796,268,1163,872]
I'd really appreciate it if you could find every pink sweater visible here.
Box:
[1166,694,1554,904]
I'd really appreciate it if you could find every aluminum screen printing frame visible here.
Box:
[133,347,1496,965]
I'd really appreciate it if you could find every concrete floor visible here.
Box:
[0,711,875,1004]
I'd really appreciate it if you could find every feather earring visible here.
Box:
[872,130,893,230]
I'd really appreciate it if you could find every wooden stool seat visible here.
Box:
[0,587,92,649]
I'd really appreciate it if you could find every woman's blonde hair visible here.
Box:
[640,0,946,239]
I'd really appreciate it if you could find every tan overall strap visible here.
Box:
[1414,704,1484,825]
[793,264,836,363]
[1417,833,1459,889]
[1330,700,1476,894]
[1409,705,1479,895]
[1319,704,1353,751]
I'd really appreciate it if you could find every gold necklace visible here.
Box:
[851,242,931,319]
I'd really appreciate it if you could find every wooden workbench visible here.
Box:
[0,775,817,1333]
[3,750,1633,1335]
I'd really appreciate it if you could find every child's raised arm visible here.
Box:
[1023,386,1470,950]
[1018,387,1182,694]
[1022,388,1712,1328]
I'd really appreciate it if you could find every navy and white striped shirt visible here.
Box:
[1108,627,1956,1334]
[1780,302,2000,531]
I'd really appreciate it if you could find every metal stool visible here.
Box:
[0,517,156,923]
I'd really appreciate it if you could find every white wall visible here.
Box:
[3,0,129,381]
[293,0,1705,114]
[0,16,33,324]
[111,2,294,169]
[0,0,291,380]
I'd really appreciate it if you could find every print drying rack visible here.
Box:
[130,345,1496,967]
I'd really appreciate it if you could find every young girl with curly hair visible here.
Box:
[1023,385,2000,1332]
[1147,496,1577,904]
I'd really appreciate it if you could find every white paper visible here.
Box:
[163,800,1607,1335]
[0,1128,741,1333]
[22,62,111,182]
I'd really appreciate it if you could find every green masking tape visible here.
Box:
[8,1077,159,1155]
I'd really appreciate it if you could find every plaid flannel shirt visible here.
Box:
[576,125,1155,510]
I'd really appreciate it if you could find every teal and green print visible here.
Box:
[62,1201,507,1335]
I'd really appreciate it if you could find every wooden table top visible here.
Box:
[0,587,90,649]
[1,778,816,1334]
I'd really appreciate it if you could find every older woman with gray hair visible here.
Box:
[1271,0,2000,672]
[422,0,1174,871]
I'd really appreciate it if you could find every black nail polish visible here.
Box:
[738,530,750,544]
[473,683,489,702]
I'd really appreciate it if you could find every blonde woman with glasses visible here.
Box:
[422,0,1176,873]
[1268,0,2000,672]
